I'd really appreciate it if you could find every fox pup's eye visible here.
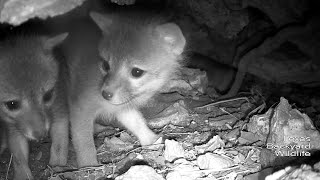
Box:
[4,100,21,111]
[43,88,54,103]
[131,67,145,78]
[101,60,110,72]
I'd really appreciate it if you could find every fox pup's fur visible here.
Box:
[0,34,68,180]
[63,11,186,167]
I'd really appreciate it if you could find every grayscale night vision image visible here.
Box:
[0,0,320,179]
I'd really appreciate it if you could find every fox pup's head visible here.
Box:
[0,33,67,140]
[91,12,186,107]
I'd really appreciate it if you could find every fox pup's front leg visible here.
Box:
[116,109,158,146]
[49,107,69,166]
[49,68,69,167]
[7,126,33,180]
[69,98,99,167]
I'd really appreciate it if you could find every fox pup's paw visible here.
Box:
[13,162,33,180]
[139,133,162,146]
[14,173,34,180]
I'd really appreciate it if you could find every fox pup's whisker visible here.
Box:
[108,95,135,105]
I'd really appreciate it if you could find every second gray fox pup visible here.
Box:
[0,33,68,180]
[63,11,186,167]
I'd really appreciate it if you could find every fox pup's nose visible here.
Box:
[102,90,113,100]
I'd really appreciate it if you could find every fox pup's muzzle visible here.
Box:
[23,113,50,141]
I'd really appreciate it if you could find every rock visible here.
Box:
[166,159,201,180]
[197,153,234,170]
[115,165,164,180]
[0,0,85,25]
[243,0,309,27]
[164,139,185,162]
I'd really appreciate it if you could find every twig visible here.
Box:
[5,154,13,180]
[166,132,194,135]
[195,97,249,109]
[247,102,266,118]
[220,107,239,121]
[46,165,54,177]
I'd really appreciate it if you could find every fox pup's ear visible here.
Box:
[44,33,68,50]
[155,23,186,55]
[90,12,113,33]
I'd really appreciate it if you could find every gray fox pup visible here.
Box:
[64,11,186,167]
[0,33,68,180]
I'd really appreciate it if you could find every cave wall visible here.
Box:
[0,0,319,91]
